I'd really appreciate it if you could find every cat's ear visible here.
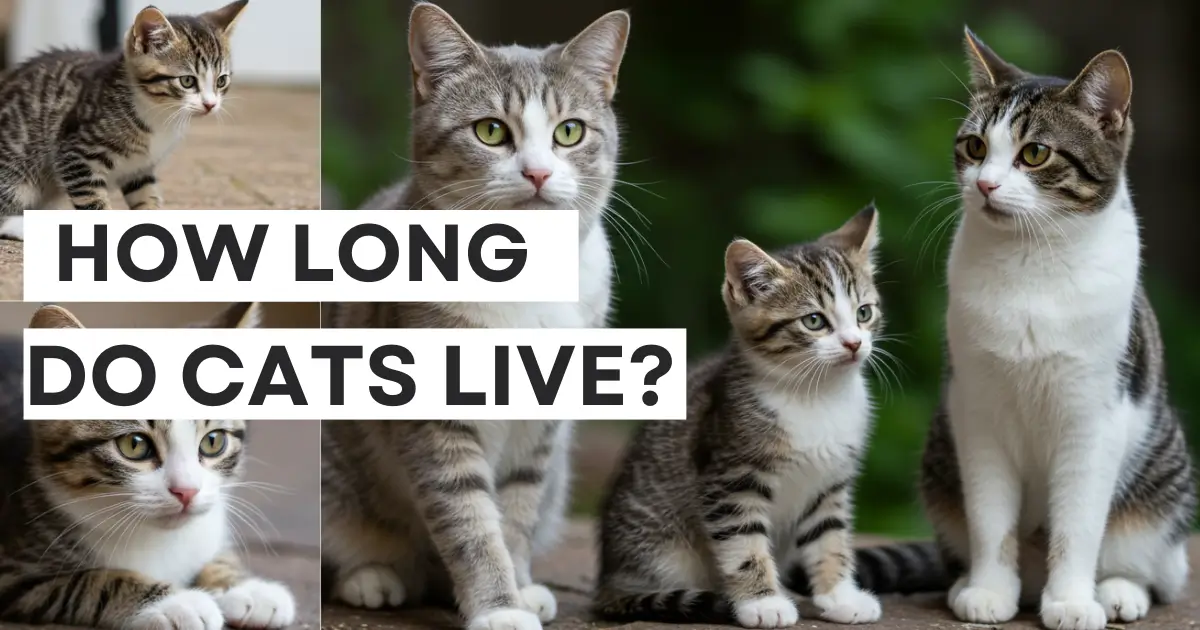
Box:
[823,203,880,259]
[1061,50,1132,133]
[963,26,1026,90]
[29,305,85,329]
[408,3,483,103]
[199,303,263,329]
[561,10,630,101]
[127,6,177,54]
[724,239,783,307]
[202,0,249,35]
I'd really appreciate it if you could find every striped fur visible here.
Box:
[597,207,887,627]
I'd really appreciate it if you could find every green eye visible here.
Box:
[474,119,510,146]
[553,119,585,147]
[116,433,154,461]
[216,74,229,89]
[857,304,874,323]
[199,431,227,458]
[964,135,987,160]
[801,313,828,331]
[1020,143,1051,167]
[180,75,197,89]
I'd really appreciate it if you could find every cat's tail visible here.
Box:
[593,588,732,624]
[785,541,954,595]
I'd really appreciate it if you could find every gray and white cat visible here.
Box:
[0,1,247,240]
[321,4,629,630]
[596,207,885,628]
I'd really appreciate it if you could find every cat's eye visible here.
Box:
[1019,143,1051,167]
[179,75,198,90]
[963,135,987,160]
[474,119,510,146]
[199,431,227,457]
[857,304,874,323]
[116,433,154,461]
[216,74,229,89]
[801,313,828,331]
[553,120,585,147]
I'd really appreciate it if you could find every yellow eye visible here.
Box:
[963,135,987,160]
[199,431,227,458]
[553,119,585,147]
[116,433,154,461]
[1020,143,1051,167]
[474,119,509,146]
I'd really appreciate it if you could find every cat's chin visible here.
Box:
[153,507,210,529]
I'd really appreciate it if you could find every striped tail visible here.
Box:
[785,541,954,595]
[593,589,731,624]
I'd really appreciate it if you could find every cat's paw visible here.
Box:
[518,584,557,622]
[813,584,881,624]
[337,564,406,609]
[733,594,799,628]
[467,608,542,630]
[951,586,1018,624]
[1097,577,1150,623]
[217,578,296,628]
[0,217,24,241]
[1040,596,1107,630]
[131,589,224,630]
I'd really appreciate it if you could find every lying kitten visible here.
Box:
[0,303,296,629]
[0,0,248,240]
[596,206,885,627]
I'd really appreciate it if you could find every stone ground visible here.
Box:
[321,521,1200,630]
[0,84,321,301]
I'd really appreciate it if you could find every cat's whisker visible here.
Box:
[27,492,136,524]
[7,471,70,497]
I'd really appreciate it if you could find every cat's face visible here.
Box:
[403,3,629,222]
[724,206,883,380]
[955,28,1133,227]
[124,1,248,119]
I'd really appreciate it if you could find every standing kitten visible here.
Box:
[0,303,296,629]
[322,4,629,630]
[596,206,885,627]
[855,29,1195,630]
[0,0,247,240]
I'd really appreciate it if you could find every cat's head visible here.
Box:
[123,1,249,118]
[403,2,629,223]
[28,303,262,529]
[724,205,883,380]
[955,27,1132,226]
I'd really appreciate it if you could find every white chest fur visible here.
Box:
[85,501,228,586]
[110,123,187,183]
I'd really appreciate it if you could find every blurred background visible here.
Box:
[324,0,1200,537]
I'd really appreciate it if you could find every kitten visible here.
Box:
[321,5,629,630]
[595,206,885,628]
[0,0,247,240]
[854,29,1196,630]
[0,303,297,629]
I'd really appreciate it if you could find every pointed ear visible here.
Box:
[202,0,249,35]
[963,26,1026,90]
[195,303,263,329]
[408,2,483,103]
[724,239,783,307]
[560,10,630,101]
[823,203,880,259]
[127,6,177,54]
[29,305,85,329]
[1060,50,1132,133]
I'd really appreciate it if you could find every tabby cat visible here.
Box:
[596,206,885,627]
[322,4,629,630]
[0,0,247,240]
[850,29,1196,630]
[0,303,297,629]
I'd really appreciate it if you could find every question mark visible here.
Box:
[631,345,672,406]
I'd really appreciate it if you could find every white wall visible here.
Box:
[8,0,319,85]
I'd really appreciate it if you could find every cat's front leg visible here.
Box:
[788,484,880,624]
[193,552,297,629]
[54,148,113,210]
[120,171,164,209]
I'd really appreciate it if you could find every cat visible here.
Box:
[595,206,885,628]
[0,0,248,241]
[846,28,1196,630]
[0,302,297,629]
[321,4,629,630]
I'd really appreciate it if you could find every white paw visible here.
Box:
[518,584,557,622]
[813,586,881,624]
[1040,597,1107,630]
[337,564,406,609]
[130,589,225,630]
[0,216,24,241]
[217,578,296,629]
[1097,577,1150,622]
[733,594,799,628]
[951,586,1019,624]
[467,607,543,630]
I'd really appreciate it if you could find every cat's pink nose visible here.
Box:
[202,101,216,113]
[843,339,862,353]
[170,487,198,508]
[523,168,552,191]
[977,180,1000,196]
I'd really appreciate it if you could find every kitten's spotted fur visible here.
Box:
[0,303,296,629]
[596,207,885,627]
